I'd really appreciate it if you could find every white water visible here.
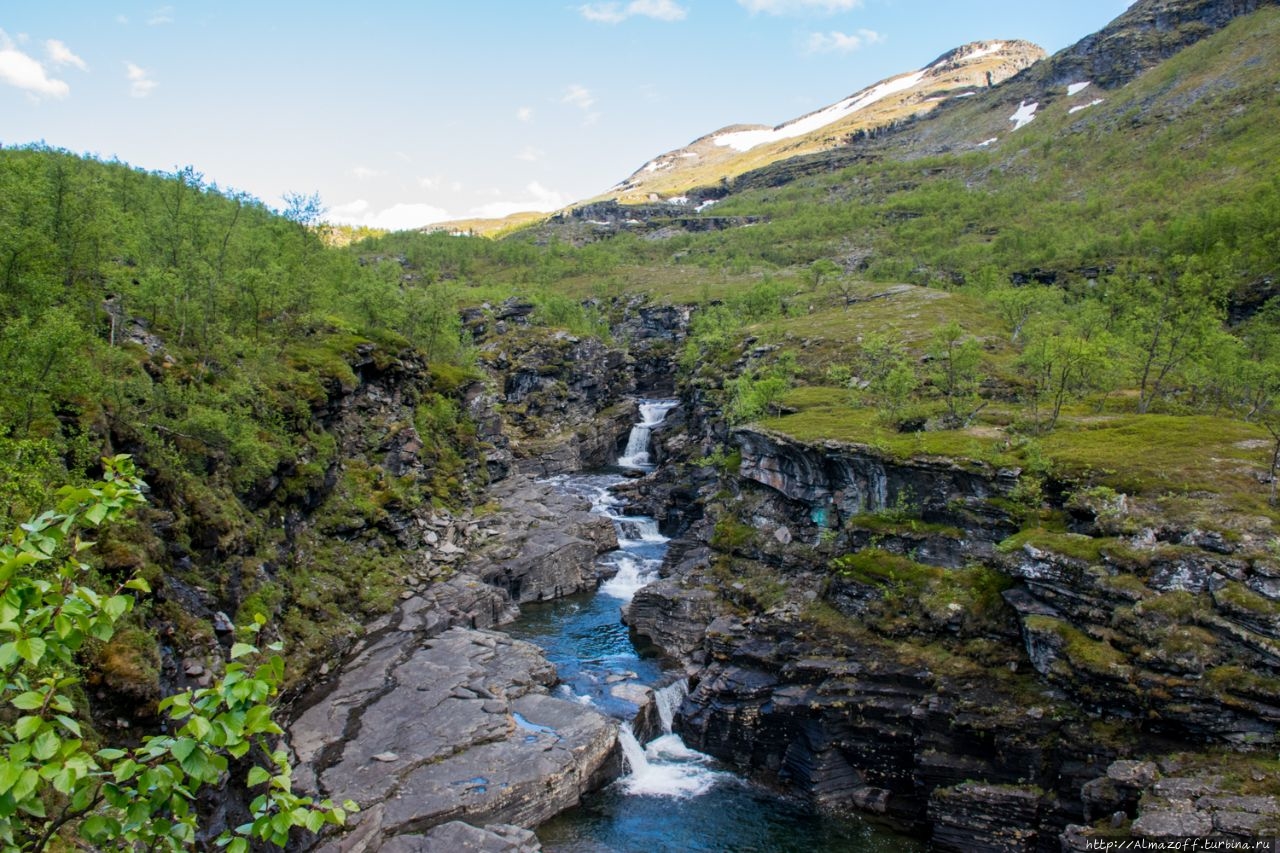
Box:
[615,678,723,797]
[599,555,648,599]
[535,399,728,802]
[654,679,688,732]
[616,400,679,469]
[617,726,722,797]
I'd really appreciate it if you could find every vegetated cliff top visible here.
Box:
[603,39,1044,205]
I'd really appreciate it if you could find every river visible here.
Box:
[506,401,919,853]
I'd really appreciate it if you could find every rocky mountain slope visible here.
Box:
[606,40,1044,204]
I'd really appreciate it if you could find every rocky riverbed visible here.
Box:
[288,475,626,851]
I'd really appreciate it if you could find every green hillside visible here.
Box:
[3,1,1280,847]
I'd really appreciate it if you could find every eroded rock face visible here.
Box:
[629,415,1280,847]
[1066,761,1280,847]
[1027,0,1280,91]
[461,476,618,603]
[733,427,1020,534]
[292,627,619,850]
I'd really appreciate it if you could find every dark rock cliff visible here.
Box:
[626,416,1280,847]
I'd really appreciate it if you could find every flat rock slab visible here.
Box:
[463,477,618,603]
[380,821,541,852]
[292,627,619,851]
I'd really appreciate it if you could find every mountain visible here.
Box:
[605,40,1044,204]
[1024,0,1280,91]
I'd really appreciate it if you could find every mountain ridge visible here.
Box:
[604,38,1044,204]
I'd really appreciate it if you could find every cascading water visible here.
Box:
[616,400,678,470]
[508,401,918,852]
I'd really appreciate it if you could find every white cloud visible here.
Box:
[148,5,174,25]
[516,106,533,122]
[516,146,544,162]
[469,181,569,219]
[326,199,454,231]
[580,0,687,23]
[562,84,594,110]
[418,176,440,189]
[806,28,884,53]
[125,62,157,97]
[739,0,863,14]
[351,165,385,179]
[0,30,70,99]
[45,39,87,70]
[116,15,129,24]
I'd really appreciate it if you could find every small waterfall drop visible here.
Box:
[616,722,721,798]
[654,679,688,733]
[617,400,678,469]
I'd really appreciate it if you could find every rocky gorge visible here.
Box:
[269,284,1280,851]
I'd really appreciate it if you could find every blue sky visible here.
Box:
[1,1,1134,229]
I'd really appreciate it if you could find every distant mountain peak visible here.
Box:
[607,39,1044,203]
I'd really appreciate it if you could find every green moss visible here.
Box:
[998,528,1106,563]
[236,580,285,626]
[711,515,754,551]
[1137,590,1207,621]
[1041,415,1272,511]
[833,548,941,588]
[1024,615,1131,676]
[1205,665,1280,701]
[1097,571,1150,599]
[92,626,162,704]
[832,548,1013,635]
[1215,581,1280,617]
[845,512,963,538]
[283,334,366,397]
[759,398,1013,465]
[429,362,480,393]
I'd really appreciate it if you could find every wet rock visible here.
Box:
[295,628,619,850]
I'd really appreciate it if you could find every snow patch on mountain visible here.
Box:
[714,69,927,152]
[1009,100,1039,130]
[1067,81,1092,96]
[1069,98,1104,114]
[953,41,1006,63]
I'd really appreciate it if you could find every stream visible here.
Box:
[506,401,918,853]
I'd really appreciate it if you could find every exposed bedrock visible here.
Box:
[292,627,619,851]
[733,426,1020,535]
[462,475,619,603]
[627,421,1280,845]
[667,611,1113,839]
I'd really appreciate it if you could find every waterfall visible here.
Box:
[654,679,688,734]
[617,400,678,469]
[617,518,664,543]
[617,722,721,798]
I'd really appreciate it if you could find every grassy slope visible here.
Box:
[674,8,1280,282]
[598,10,1280,531]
